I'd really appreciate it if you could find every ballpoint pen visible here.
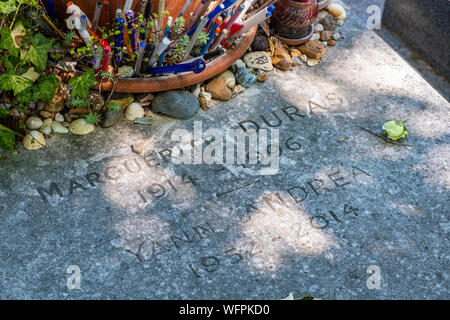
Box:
[100,40,112,72]
[157,0,166,40]
[207,8,230,34]
[188,4,224,36]
[234,5,274,37]
[182,17,209,61]
[104,1,110,31]
[209,29,228,52]
[114,17,125,66]
[185,0,213,33]
[134,42,146,76]
[148,37,171,68]
[144,0,152,22]
[43,0,58,21]
[223,4,245,30]
[140,43,156,73]
[124,0,134,13]
[157,16,173,67]
[183,48,224,64]
[41,12,65,39]
[139,0,147,15]
[201,17,222,56]
[116,8,123,19]
[179,0,194,18]
[126,10,138,54]
[205,0,237,28]
[236,0,253,23]
[30,10,63,39]
[92,1,103,29]
[81,15,98,39]
[94,45,103,70]
[150,59,206,75]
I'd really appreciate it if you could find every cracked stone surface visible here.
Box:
[0,9,449,299]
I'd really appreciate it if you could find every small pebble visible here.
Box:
[40,111,53,119]
[64,113,72,123]
[292,56,303,67]
[52,121,69,134]
[26,117,43,130]
[310,33,321,41]
[315,23,324,33]
[257,72,268,82]
[307,59,319,67]
[55,113,64,122]
[39,125,52,136]
[322,41,328,47]
[332,33,340,41]
[300,54,308,63]
[132,141,147,154]
[42,118,52,127]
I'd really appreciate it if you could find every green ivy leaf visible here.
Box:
[33,74,60,103]
[0,1,17,15]
[22,67,40,82]
[0,108,8,118]
[0,22,25,57]
[22,33,53,71]
[0,129,16,150]
[17,86,33,104]
[0,123,21,136]
[0,122,22,150]
[68,69,97,99]
[0,71,33,95]
[0,55,15,71]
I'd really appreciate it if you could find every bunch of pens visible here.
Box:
[61,0,275,77]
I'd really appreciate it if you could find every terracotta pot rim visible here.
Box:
[94,27,257,93]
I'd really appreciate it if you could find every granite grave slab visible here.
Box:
[0,9,449,299]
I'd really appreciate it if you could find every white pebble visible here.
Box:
[55,113,64,122]
[315,23,324,33]
[26,117,43,130]
[311,33,321,41]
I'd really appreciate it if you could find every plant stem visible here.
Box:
[9,3,22,31]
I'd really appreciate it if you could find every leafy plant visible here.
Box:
[68,68,97,99]
[107,102,121,112]
[0,2,61,116]
[172,17,185,34]
[382,120,408,140]
[84,112,101,125]
[70,96,91,109]
[0,1,17,15]
[64,31,75,47]
[192,31,209,56]
[171,35,189,62]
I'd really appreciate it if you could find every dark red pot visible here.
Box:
[271,0,318,39]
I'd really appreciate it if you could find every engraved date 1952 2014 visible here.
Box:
[187,203,361,278]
